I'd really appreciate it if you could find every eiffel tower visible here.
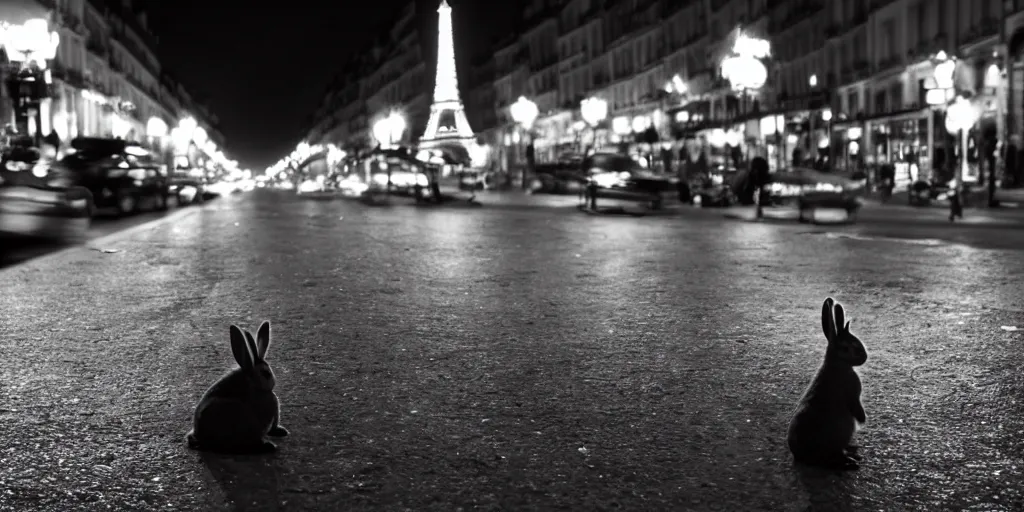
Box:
[418,0,474,151]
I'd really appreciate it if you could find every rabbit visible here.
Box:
[186,321,289,454]
[786,297,868,470]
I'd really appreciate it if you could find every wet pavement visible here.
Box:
[0,189,1022,511]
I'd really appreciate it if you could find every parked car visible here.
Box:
[47,137,171,217]
[169,162,209,205]
[0,141,93,240]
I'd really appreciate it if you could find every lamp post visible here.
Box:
[721,31,771,162]
[580,96,608,157]
[0,19,60,147]
[372,112,407,195]
[510,95,538,190]
[927,51,981,221]
[721,30,770,216]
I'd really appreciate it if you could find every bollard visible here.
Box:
[588,181,598,210]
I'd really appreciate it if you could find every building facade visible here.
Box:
[308,0,1017,188]
[1,0,223,156]
[306,0,427,153]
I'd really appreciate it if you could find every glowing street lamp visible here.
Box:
[580,96,608,128]
[373,111,406,148]
[579,96,608,157]
[0,19,60,68]
[146,117,168,138]
[510,96,539,128]
[720,32,770,92]
[0,19,61,144]
[509,96,539,189]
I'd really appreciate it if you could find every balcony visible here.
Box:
[874,54,903,75]
[86,39,108,58]
[960,18,1000,48]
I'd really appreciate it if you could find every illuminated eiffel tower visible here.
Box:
[418,0,474,150]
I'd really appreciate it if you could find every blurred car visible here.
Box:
[529,162,587,195]
[762,167,863,222]
[0,144,93,240]
[584,152,678,208]
[169,165,209,205]
[47,137,171,216]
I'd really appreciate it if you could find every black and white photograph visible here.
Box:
[1,0,1023,510]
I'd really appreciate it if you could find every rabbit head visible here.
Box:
[229,321,277,392]
[821,297,867,366]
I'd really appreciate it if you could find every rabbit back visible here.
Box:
[787,364,862,459]
[189,370,278,452]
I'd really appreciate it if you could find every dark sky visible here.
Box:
[148,0,518,171]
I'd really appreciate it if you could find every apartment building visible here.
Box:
[823,0,1003,188]
[306,1,426,152]
[465,53,497,139]
[363,2,429,147]
[2,0,221,148]
[307,0,1012,178]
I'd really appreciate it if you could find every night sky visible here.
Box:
[148,0,519,171]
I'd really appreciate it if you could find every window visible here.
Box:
[889,82,902,109]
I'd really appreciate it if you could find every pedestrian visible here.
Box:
[750,156,770,219]
[949,181,963,222]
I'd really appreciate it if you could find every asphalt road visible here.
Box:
[0,189,1022,511]
[0,196,213,268]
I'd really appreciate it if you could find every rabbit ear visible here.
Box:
[243,330,259,363]
[821,297,836,342]
[844,319,852,333]
[256,321,271,360]
[833,303,847,333]
[229,325,254,370]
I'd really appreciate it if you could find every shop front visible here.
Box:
[862,108,935,194]
[532,109,573,164]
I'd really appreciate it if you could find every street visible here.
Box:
[0,199,213,269]
[1,189,1022,511]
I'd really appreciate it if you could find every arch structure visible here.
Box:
[294,149,328,173]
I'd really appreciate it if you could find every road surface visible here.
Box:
[0,189,1021,510]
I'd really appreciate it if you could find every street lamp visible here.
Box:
[0,19,61,145]
[807,74,832,163]
[720,32,770,92]
[510,96,538,189]
[721,30,771,216]
[372,111,406,149]
[580,96,608,156]
[927,50,981,221]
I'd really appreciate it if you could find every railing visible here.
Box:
[86,39,108,58]
[960,18,1000,47]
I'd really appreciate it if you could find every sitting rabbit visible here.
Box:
[186,321,289,453]
[787,298,868,469]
